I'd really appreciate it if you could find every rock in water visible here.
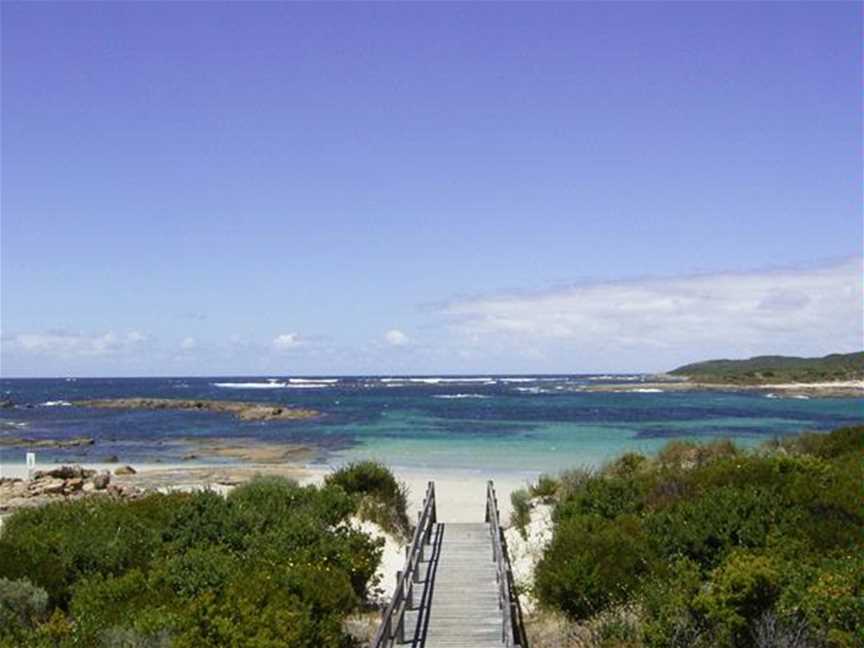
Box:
[114,465,137,476]
[93,472,111,490]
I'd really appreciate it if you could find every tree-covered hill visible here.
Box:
[669,351,864,384]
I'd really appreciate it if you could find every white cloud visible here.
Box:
[384,329,410,347]
[127,331,148,343]
[442,258,862,365]
[272,333,302,351]
[180,337,197,350]
[5,330,150,358]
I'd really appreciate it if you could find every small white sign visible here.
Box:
[26,452,36,479]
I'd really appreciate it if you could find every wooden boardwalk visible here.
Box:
[371,483,527,648]
[421,523,504,647]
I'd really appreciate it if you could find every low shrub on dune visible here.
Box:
[325,460,412,541]
[0,475,385,648]
[531,425,864,648]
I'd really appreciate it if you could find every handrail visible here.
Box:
[486,481,528,648]
[371,481,437,648]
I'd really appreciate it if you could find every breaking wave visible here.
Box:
[432,394,491,399]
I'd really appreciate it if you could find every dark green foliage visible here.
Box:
[325,460,411,540]
[556,474,645,521]
[535,425,864,648]
[0,474,388,647]
[0,495,178,608]
[535,514,653,619]
[0,577,49,644]
[778,552,864,648]
[669,351,864,384]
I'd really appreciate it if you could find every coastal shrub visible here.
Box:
[534,514,653,619]
[778,552,864,648]
[644,485,781,570]
[529,474,559,502]
[556,474,644,522]
[640,557,707,648]
[163,490,244,552]
[0,497,171,607]
[603,451,648,479]
[779,425,864,460]
[556,466,594,502]
[510,488,532,537]
[325,461,411,540]
[0,475,384,647]
[0,577,49,640]
[693,551,783,646]
[171,563,357,648]
[534,425,864,647]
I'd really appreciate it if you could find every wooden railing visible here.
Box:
[371,481,437,648]
[486,481,529,648]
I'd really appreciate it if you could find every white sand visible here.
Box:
[760,380,864,389]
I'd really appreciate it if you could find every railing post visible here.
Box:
[406,577,413,610]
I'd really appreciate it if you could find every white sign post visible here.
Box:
[26,452,36,480]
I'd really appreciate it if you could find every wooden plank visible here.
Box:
[422,523,504,648]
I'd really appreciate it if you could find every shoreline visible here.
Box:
[1,460,527,524]
[585,379,864,398]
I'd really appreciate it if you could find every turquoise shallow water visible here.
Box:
[2,376,858,476]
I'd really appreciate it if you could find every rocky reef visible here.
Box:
[0,436,95,449]
[0,464,144,515]
[74,398,320,421]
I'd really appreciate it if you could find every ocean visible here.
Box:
[0,376,860,479]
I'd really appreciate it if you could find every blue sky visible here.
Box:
[2,2,861,376]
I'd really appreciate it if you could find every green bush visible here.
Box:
[0,577,49,643]
[0,496,180,607]
[0,475,384,647]
[529,474,559,501]
[534,425,864,647]
[604,452,648,478]
[694,552,782,646]
[779,552,864,648]
[325,461,411,540]
[556,474,644,521]
[535,514,653,619]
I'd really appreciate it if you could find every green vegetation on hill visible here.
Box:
[528,426,864,648]
[0,474,406,648]
[669,351,864,384]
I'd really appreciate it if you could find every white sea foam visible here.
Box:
[515,386,553,394]
[380,377,494,384]
[499,378,536,383]
[432,394,491,399]
[212,381,289,389]
[627,388,664,393]
[289,378,339,384]
[765,393,778,399]
[792,395,811,400]
[588,375,643,382]
[41,400,72,407]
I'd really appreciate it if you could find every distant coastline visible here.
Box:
[584,377,863,398]
[666,351,863,385]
